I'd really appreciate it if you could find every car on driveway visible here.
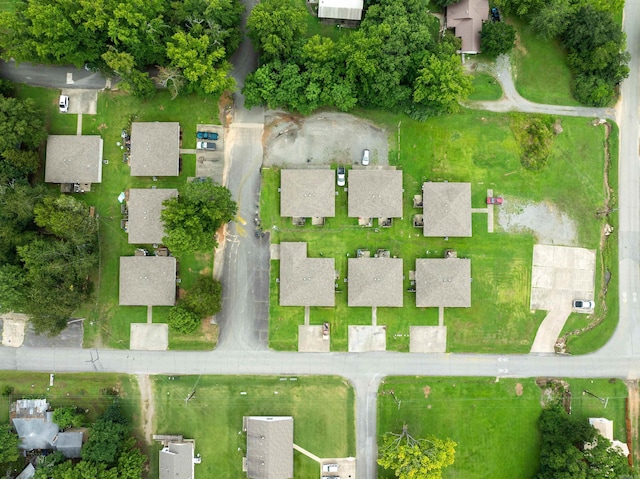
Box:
[197,131,219,140]
[486,196,503,205]
[362,149,370,166]
[337,166,346,187]
[197,141,216,151]
[59,95,69,113]
[573,300,595,309]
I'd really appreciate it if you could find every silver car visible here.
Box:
[362,149,370,166]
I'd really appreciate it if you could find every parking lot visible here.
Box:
[193,124,224,183]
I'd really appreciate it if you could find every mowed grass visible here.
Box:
[377,377,627,479]
[150,375,355,479]
[468,72,503,101]
[265,109,610,352]
[511,19,579,106]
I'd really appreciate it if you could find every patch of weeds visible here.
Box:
[510,114,557,171]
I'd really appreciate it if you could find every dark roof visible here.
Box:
[279,243,335,307]
[45,135,104,184]
[446,0,490,53]
[348,170,403,218]
[245,417,293,479]
[280,169,335,218]
[130,122,180,176]
[119,256,177,306]
[348,257,403,307]
[159,441,195,479]
[422,182,472,237]
[127,188,178,244]
[415,258,471,307]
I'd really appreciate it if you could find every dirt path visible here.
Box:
[627,381,639,466]
[137,374,156,444]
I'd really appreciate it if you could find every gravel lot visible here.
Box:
[497,200,578,245]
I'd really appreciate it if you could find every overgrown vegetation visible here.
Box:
[510,114,557,171]
[243,0,472,118]
[480,21,516,57]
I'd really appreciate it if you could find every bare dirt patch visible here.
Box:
[626,381,639,465]
[497,199,578,245]
[423,386,431,398]
[262,111,388,167]
[515,383,523,396]
[137,374,155,444]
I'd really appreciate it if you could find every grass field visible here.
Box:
[150,375,355,478]
[468,72,503,101]
[377,377,628,479]
[511,19,578,106]
[264,109,612,352]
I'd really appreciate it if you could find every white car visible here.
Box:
[362,149,370,166]
[573,300,595,309]
[59,95,69,113]
[337,167,346,187]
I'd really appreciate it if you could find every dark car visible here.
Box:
[196,131,219,140]
[491,7,501,22]
[197,141,216,151]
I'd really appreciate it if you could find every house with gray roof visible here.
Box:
[244,416,293,479]
[422,182,472,237]
[415,258,471,307]
[348,257,403,307]
[318,0,363,21]
[280,169,335,220]
[119,256,177,306]
[159,439,198,479]
[279,242,335,307]
[446,0,489,54]
[45,135,104,185]
[347,170,403,222]
[127,188,178,244]
[130,122,180,176]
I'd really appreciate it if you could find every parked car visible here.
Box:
[337,167,346,187]
[573,300,595,309]
[196,141,216,151]
[362,149,370,166]
[491,7,501,22]
[322,464,338,473]
[486,196,503,205]
[59,95,69,113]
[197,131,219,140]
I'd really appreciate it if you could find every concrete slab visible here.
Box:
[61,89,98,115]
[298,325,330,352]
[270,243,280,260]
[320,457,356,479]
[0,313,27,347]
[409,326,447,353]
[348,325,386,352]
[130,323,168,351]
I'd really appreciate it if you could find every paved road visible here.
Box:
[0,60,111,89]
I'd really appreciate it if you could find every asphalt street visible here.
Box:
[0,61,111,89]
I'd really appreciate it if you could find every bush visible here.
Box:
[182,276,222,318]
[480,22,516,57]
[167,306,201,334]
[511,114,556,171]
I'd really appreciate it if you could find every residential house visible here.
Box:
[119,256,177,306]
[127,188,178,244]
[244,416,293,479]
[45,135,104,190]
[348,257,403,307]
[280,169,335,225]
[446,0,490,54]
[415,258,471,307]
[422,182,472,237]
[279,242,336,307]
[317,0,364,21]
[130,122,180,176]
[348,170,403,227]
[159,437,199,479]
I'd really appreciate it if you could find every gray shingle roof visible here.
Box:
[245,417,293,479]
[348,170,403,218]
[279,243,335,307]
[12,417,58,451]
[55,431,83,458]
[446,0,489,53]
[348,257,403,307]
[415,258,471,307]
[119,256,177,306]
[45,135,104,184]
[127,189,178,244]
[159,441,195,479]
[422,182,472,237]
[280,169,335,218]
[130,122,180,176]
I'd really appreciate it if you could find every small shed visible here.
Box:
[318,0,364,21]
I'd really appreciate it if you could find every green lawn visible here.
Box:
[265,109,611,352]
[0,0,17,11]
[468,72,503,101]
[511,18,578,106]
[377,377,627,479]
[150,375,355,479]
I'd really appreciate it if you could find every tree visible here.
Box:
[167,306,201,334]
[378,425,456,479]
[0,264,28,313]
[161,179,237,256]
[480,21,516,57]
[1,149,40,176]
[529,0,574,39]
[182,275,222,318]
[82,402,131,466]
[53,407,84,429]
[246,0,307,61]
[34,195,98,247]
[412,52,472,114]
[0,95,46,152]
[0,424,19,465]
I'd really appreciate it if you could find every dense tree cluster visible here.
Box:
[0,424,19,469]
[493,0,629,106]
[169,275,223,333]
[536,404,631,479]
[0,0,244,98]
[480,22,516,57]
[243,0,472,117]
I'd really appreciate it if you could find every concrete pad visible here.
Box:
[61,89,98,114]
[409,326,447,353]
[320,457,356,479]
[348,325,386,352]
[532,244,555,267]
[130,323,168,351]
[270,243,280,260]
[298,325,330,352]
[0,313,27,347]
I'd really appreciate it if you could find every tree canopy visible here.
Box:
[378,425,456,479]
[480,22,516,57]
[181,275,223,318]
[167,305,201,334]
[0,424,19,466]
[161,179,237,256]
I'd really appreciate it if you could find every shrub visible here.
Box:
[167,306,201,334]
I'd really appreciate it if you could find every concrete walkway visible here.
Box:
[530,309,572,353]
[293,443,321,463]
